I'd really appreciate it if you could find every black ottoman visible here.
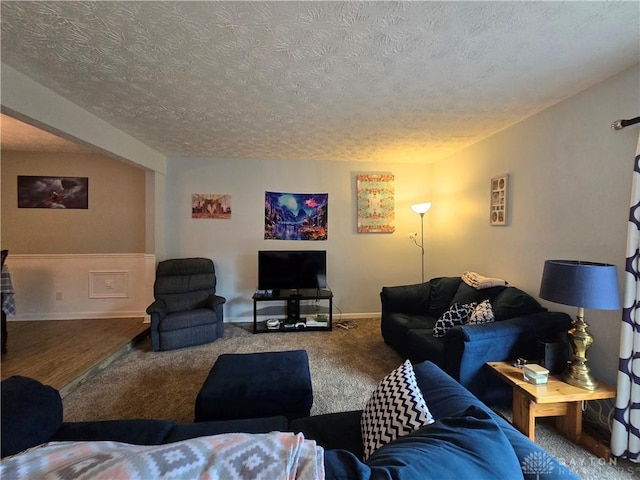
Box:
[195,350,313,422]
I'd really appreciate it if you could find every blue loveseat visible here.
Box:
[1,362,577,479]
[381,277,572,405]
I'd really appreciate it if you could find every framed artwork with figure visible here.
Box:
[17,176,88,209]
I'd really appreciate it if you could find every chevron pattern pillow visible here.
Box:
[468,299,495,325]
[361,360,434,460]
[432,302,477,337]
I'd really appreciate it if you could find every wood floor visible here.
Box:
[1,318,149,397]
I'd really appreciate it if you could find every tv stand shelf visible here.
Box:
[252,288,333,333]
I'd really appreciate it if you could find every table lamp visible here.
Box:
[539,260,620,390]
[411,202,431,283]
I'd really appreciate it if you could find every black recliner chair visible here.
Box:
[147,258,225,351]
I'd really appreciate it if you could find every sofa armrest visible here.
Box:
[53,416,289,446]
[380,283,431,316]
[442,311,572,403]
[53,419,176,445]
[412,361,581,480]
[166,416,288,443]
[1,376,63,458]
[456,311,571,343]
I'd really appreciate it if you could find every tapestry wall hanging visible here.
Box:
[356,173,395,233]
[490,174,508,226]
[264,191,328,240]
[17,175,89,209]
[192,194,231,219]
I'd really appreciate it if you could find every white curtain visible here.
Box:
[611,134,640,462]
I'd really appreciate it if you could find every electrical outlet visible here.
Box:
[56,291,63,300]
[105,279,114,289]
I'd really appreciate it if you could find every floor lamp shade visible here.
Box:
[411,202,431,214]
[539,260,620,390]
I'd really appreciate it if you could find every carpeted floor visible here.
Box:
[63,319,639,479]
[63,319,401,423]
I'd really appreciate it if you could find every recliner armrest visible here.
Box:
[380,283,431,315]
[146,299,168,317]
[205,294,226,309]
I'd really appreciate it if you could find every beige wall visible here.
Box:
[164,158,433,320]
[431,64,640,387]
[1,151,146,254]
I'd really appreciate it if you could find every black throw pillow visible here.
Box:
[427,277,463,318]
[492,286,546,321]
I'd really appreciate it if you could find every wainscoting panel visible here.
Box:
[89,271,129,298]
[4,254,155,321]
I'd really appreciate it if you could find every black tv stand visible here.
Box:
[252,288,333,333]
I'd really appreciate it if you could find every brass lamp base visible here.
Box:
[562,362,598,390]
[562,307,598,390]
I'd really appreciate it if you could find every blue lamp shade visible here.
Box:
[539,260,620,310]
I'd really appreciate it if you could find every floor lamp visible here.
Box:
[411,202,431,283]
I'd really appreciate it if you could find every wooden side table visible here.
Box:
[487,361,615,456]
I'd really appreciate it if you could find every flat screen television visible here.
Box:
[258,250,327,291]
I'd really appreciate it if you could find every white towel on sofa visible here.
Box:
[462,271,508,290]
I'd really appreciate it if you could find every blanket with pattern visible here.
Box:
[0,431,324,480]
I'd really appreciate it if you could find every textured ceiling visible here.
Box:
[1,1,639,164]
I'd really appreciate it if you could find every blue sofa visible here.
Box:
[1,362,578,479]
[381,277,572,405]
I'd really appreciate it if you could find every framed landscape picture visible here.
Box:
[264,191,328,240]
[490,174,508,226]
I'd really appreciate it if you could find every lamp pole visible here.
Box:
[419,212,425,283]
[411,202,431,284]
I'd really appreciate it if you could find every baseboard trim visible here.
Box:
[13,312,379,323]
[10,312,149,321]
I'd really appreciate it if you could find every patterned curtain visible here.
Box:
[612,135,640,462]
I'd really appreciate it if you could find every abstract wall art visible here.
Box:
[356,173,395,233]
